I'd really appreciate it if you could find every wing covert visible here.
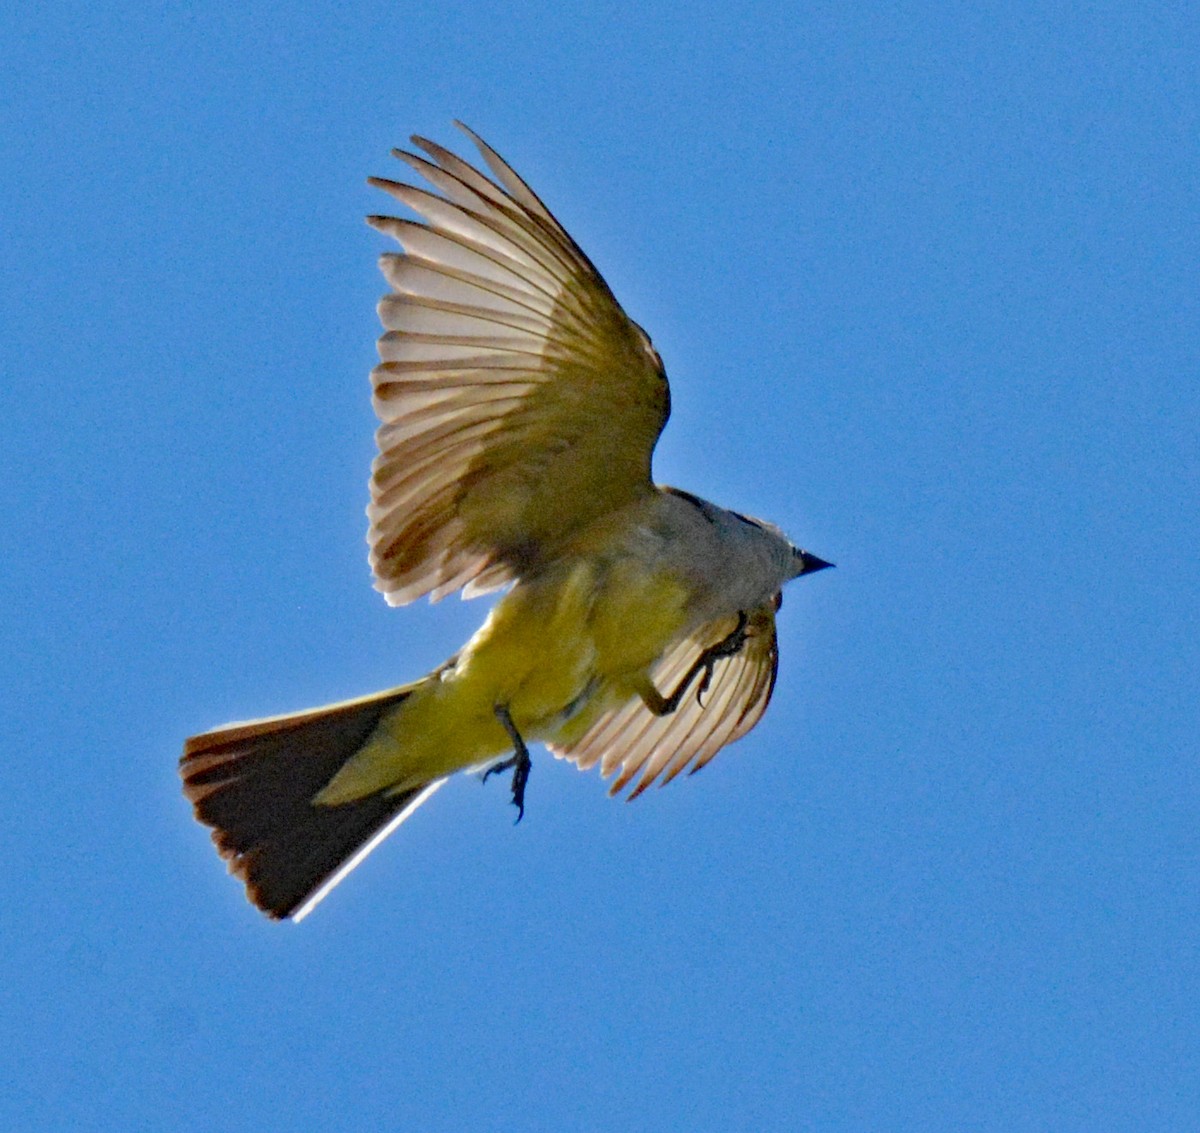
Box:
[366,124,670,605]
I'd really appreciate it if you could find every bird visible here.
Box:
[180,123,832,922]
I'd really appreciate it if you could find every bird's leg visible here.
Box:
[640,611,750,717]
[483,704,532,822]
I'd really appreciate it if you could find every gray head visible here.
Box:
[727,510,833,584]
[658,487,832,617]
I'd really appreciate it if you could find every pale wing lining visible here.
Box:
[550,605,780,798]
[365,127,665,606]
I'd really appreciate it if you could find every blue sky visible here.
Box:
[3,2,1197,1130]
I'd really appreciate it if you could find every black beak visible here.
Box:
[796,550,834,575]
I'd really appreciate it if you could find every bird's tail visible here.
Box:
[180,682,444,921]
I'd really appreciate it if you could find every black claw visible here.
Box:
[482,755,516,784]
[490,705,532,823]
[509,755,531,823]
[696,660,714,706]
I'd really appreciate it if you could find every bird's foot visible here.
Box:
[485,705,532,822]
[643,611,752,717]
[696,612,750,705]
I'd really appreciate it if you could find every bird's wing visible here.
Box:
[550,603,780,798]
[366,123,671,605]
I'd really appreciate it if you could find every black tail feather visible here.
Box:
[180,687,432,920]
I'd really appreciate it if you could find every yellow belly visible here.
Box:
[315,555,690,803]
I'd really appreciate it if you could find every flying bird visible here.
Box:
[180,124,832,921]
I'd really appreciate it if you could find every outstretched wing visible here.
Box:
[367,123,671,605]
[550,603,780,798]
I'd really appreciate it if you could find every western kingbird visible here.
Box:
[181,123,832,921]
